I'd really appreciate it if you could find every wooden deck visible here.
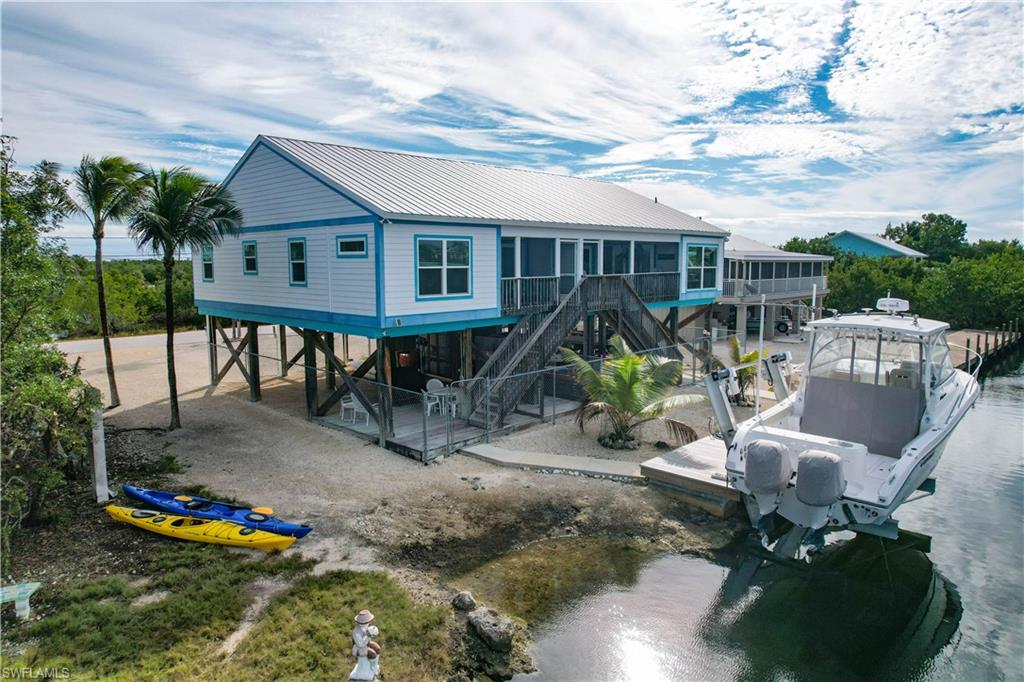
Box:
[948,325,1022,370]
[316,398,579,460]
[641,436,740,517]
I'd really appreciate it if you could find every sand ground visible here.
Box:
[62,329,737,586]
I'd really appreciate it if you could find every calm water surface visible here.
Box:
[506,354,1024,681]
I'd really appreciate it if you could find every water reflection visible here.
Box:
[702,535,962,681]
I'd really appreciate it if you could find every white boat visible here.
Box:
[706,298,980,554]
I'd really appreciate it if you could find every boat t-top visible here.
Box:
[705,298,980,556]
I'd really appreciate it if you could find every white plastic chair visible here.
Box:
[340,395,375,425]
[426,378,444,393]
[422,389,441,416]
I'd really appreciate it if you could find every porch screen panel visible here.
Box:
[603,240,630,274]
[519,238,555,277]
[634,241,678,273]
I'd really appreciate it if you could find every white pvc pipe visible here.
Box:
[811,283,818,321]
[92,408,109,504]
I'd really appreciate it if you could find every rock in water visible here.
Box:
[468,607,514,652]
[452,591,477,611]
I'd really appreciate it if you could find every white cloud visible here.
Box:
[0,0,1020,248]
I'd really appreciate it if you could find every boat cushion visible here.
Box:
[745,439,792,495]
[801,377,924,457]
[796,450,845,506]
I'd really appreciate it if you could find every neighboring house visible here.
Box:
[713,234,833,344]
[195,134,728,457]
[827,230,927,258]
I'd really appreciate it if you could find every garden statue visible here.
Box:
[348,609,381,681]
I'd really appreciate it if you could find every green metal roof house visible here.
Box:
[827,230,927,259]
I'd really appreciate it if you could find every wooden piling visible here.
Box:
[247,321,261,402]
[278,325,288,377]
[206,316,218,386]
[303,329,318,420]
[324,332,336,390]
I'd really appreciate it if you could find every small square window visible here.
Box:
[337,236,367,258]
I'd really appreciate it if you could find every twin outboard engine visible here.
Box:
[745,441,847,551]
[745,439,792,518]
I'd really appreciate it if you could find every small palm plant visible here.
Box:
[559,335,704,450]
[729,335,764,405]
[129,167,241,429]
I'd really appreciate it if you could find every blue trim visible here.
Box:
[241,240,258,276]
[384,306,503,328]
[648,295,717,309]
[287,237,307,287]
[335,233,369,259]
[196,300,381,338]
[241,216,374,234]
[389,219,500,229]
[496,226,502,301]
[414,234,474,301]
[374,219,385,326]
[383,314,520,338]
[201,245,214,282]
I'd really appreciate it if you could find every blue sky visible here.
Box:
[2,1,1022,257]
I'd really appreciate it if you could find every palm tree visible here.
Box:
[73,156,144,408]
[559,335,704,449]
[129,167,242,429]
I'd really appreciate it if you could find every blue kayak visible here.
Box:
[122,485,312,539]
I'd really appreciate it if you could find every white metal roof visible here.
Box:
[725,233,833,262]
[242,135,727,235]
[830,231,927,258]
[809,312,948,335]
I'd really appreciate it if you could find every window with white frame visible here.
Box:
[417,237,471,298]
[288,238,307,286]
[686,244,717,289]
[336,235,367,258]
[242,241,258,275]
[201,245,214,282]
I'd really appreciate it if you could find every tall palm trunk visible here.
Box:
[94,221,121,408]
[163,253,181,430]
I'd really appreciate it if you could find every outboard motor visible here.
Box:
[795,450,846,553]
[744,439,792,521]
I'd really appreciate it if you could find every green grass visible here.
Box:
[5,544,312,679]
[4,548,450,681]
[216,571,450,681]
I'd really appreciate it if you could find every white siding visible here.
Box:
[193,222,377,318]
[329,225,377,317]
[227,144,367,226]
[383,223,498,318]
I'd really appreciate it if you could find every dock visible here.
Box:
[640,436,740,517]
[948,321,1022,371]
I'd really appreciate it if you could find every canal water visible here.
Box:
[466,353,1024,681]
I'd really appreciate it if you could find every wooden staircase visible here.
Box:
[467,276,682,428]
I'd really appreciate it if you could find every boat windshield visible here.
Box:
[808,327,925,387]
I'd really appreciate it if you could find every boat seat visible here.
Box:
[801,377,924,458]
[887,367,919,390]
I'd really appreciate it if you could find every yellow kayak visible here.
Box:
[106,505,295,552]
